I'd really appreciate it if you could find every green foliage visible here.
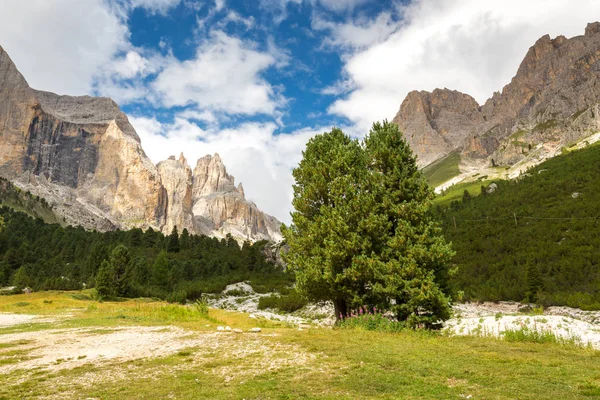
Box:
[166,226,180,253]
[502,328,583,347]
[95,260,116,300]
[338,312,406,333]
[283,121,454,327]
[0,203,287,302]
[422,151,461,187]
[440,143,600,309]
[257,290,307,313]
[525,263,543,303]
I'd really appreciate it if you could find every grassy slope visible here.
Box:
[1,291,599,399]
[0,178,62,225]
[422,152,461,188]
[439,143,600,307]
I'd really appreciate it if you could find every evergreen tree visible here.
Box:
[526,263,543,303]
[180,228,190,250]
[167,226,180,253]
[96,260,116,299]
[152,251,170,290]
[283,122,454,327]
[282,127,365,320]
[110,245,132,296]
[12,265,30,289]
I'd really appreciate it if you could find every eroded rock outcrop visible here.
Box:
[393,22,600,169]
[0,45,281,242]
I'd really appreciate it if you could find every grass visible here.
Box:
[0,291,599,399]
[423,151,461,188]
[433,179,494,209]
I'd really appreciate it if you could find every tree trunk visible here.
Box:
[333,298,348,321]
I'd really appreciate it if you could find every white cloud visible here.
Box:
[313,12,399,51]
[152,31,283,115]
[328,0,600,131]
[317,0,368,12]
[130,116,323,223]
[0,0,129,95]
[129,0,181,14]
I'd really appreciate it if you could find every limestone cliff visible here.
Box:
[393,22,600,169]
[0,45,281,242]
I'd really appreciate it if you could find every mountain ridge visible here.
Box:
[393,22,600,177]
[0,45,282,243]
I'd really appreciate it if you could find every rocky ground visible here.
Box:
[446,302,600,348]
[208,283,600,348]
[204,282,335,327]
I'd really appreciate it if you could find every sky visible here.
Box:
[1,0,599,224]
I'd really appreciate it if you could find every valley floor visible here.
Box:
[1,292,599,399]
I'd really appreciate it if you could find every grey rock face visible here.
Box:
[0,45,282,242]
[393,22,600,169]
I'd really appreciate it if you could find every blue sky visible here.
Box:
[1,0,599,222]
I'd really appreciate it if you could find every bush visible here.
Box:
[257,290,307,313]
[338,307,406,333]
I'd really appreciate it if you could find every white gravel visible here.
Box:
[445,302,600,349]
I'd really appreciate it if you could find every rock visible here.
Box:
[225,326,232,332]
[217,326,225,332]
[249,327,261,333]
[298,323,311,330]
[0,45,282,243]
[486,183,498,194]
[249,314,257,319]
[233,328,243,334]
[393,22,600,171]
[571,192,581,198]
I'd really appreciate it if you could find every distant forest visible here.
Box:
[0,185,291,302]
[440,143,600,309]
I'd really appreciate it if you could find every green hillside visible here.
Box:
[439,144,600,309]
[422,151,461,187]
[0,177,62,225]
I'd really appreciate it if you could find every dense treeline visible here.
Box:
[440,143,600,309]
[0,206,290,302]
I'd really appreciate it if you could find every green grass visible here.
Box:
[433,179,494,209]
[0,291,599,399]
[423,151,461,188]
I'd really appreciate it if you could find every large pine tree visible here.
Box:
[283,121,454,327]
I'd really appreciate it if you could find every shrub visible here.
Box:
[338,307,406,333]
[257,290,307,313]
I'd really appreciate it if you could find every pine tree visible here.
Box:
[109,245,132,296]
[283,122,454,327]
[167,226,180,253]
[526,263,543,303]
[152,251,170,290]
[12,265,30,289]
[96,260,116,300]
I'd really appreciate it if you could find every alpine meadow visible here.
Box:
[1,2,600,399]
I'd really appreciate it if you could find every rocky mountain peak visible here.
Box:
[0,46,29,91]
[394,21,600,171]
[0,45,282,243]
[585,22,600,36]
[192,153,236,197]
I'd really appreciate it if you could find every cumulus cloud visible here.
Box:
[0,0,129,95]
[312,12,399,51]
[152,31,283,115]
[328,0,600,131]
[130,116,323,223]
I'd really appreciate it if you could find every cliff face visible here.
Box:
[0,45,281,242]
[393,22,600,169]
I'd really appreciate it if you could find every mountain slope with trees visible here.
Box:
[440,143,600,309]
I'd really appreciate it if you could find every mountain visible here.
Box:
[394,22,600,176]
[439,141,600,309]
[0,46,282,242]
